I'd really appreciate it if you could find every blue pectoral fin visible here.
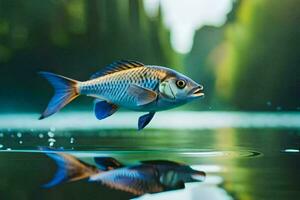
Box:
[138,112,155,130]
[127,84,157,106]
[94,100,118,120]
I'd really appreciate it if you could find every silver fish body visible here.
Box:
[79,66,188,111]
[39,60,204,130]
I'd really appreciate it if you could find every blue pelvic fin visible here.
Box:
[94,157,124,171]
[94,100,118,120]
[127,84,157,106]
[38,72,79,120]
[138,112,155,130]
[43,152,99,188]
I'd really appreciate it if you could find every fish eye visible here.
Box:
[176,79,186,89]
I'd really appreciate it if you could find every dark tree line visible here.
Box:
[0,0,180,112]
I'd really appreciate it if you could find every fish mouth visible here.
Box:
[189,85,204,98]
[191,171,206,181]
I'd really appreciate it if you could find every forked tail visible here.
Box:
[43,152,100,188]
[38,72,80,119]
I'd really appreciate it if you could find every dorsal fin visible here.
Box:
[94,157,124,171]
[90,60,145,79]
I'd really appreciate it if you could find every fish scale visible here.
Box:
[80,67,163,105]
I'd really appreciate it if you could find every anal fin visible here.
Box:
[94,100,118,120]
[138,112,155,130]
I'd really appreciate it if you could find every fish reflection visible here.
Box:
[44,152,205,195]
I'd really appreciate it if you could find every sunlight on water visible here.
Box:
[0,126,298,200]
[0,111,298,200]
[135,182,232,200]
[0,149,262,159]
[282,149,300,153]
[0,111,299,131]
[191,165,224,173]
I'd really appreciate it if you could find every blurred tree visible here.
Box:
[184,0,240,110]
[184,26,225,109]
[215,0,300,110]
[0,0,180,112]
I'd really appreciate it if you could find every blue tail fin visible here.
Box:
[43,153,69,188]
[38,72,80,119]
[43,152,99,188]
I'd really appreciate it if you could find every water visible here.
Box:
[0,112,299,200]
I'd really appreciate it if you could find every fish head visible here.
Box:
[158,165,206,187]
[159,71,204,102]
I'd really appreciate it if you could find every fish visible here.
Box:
[39,60,204,130]
[43,151,206,196]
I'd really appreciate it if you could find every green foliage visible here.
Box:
[0,0,180,112]
[1,0,298,111]
[184,0,242,110]
[215,0,300,110]
[184,26,225,109]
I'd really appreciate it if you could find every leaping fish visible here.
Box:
[39,60,204,130]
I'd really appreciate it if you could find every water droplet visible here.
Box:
[48,138,56,143]
[6,148,11,151]
[50,127,56,132]
[70,137,75,144]
[0,144,3,148]
[10,134,15,138]
[17,132,22,138]
[38,133,44,138]
[0,133,3,137]
[19,141,23,144]
[48,138,56,147]
[266,101,272,106]
[48,131,55,138]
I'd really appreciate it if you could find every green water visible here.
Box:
[0,112,299,200]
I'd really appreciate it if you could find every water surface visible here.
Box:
[0,112,299,200]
